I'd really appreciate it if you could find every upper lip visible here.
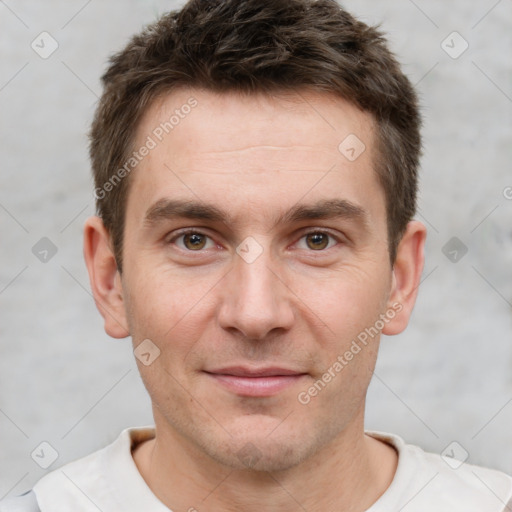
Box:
[205,366,306,377]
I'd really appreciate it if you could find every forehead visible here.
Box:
[137,87,375,160]
[127,87,384,228]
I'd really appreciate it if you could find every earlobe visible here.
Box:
[382,220,427,336]
[83,216,130,339]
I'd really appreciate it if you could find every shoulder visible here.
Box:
[366,430,512,512]
[421,449,512,511]
[3,426,156,512]
[0,491,40,512]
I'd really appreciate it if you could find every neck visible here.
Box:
[133,409,398,512]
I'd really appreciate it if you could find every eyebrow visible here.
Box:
[143,198,369,229]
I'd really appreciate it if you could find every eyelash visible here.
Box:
[167,228,343,252]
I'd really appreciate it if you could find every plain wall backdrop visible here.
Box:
[1,0,511,497]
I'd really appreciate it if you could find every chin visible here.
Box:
[195,417,325,473]
[209,437,314,473]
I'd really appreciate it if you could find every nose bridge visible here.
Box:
[237,244,276,300]
[218,237,293,339]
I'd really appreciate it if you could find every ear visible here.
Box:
[83,216,130,338]
[382,220,427,336]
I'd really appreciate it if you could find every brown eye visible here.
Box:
[305,232,330,250]
[183,232,207,250]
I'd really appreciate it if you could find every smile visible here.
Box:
[204,367,308,397]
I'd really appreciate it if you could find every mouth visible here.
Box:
[203,366,308,397]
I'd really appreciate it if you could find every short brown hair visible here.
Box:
[89,0,421,271]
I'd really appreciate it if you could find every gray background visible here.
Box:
[1,0,511,498]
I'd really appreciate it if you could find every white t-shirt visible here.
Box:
[12,426,512,511]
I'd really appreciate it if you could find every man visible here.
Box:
[2,0,511,510]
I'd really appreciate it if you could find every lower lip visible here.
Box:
[205,373,306,397]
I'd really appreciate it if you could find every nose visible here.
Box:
[217,244,295,340]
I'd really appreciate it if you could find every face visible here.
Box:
[111,88,404,471]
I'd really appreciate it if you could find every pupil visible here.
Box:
[308,233,328,250]
[186,233,205,249]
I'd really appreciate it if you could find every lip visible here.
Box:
[206,366,305,377]
[204,366,308,397]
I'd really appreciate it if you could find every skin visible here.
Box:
[84,87,426,512]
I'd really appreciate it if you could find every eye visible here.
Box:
[296,230,339,251]
[168,230,216,251]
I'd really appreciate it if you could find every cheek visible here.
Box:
[124,267,217,358]
[293,265,390,335]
